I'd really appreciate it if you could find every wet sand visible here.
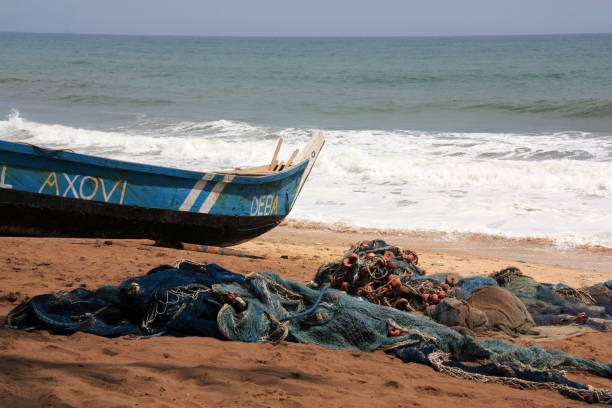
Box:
[1,227,611,407]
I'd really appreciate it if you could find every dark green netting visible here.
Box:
[214,272,611,376]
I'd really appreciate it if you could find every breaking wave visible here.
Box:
[1,110,612,248]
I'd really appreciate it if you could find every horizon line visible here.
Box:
[2,30,612,39]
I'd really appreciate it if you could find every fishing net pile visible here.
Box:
[312,240,612,334]
[491,267,612,331]
[5,244,612,404]
[7,261,245,338]
[311,239,461,311]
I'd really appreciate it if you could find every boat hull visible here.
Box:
[0,131,324,246]
[0,188,284,246]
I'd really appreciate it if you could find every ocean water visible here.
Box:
[1,32,611,247]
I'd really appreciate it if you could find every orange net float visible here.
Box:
[448,287,461,297]
[387,274,401,287]
[388,261,398,268]
[396,298,410,310]
[576,312,588,323]
[366,252,376,258]
[383,251,395,261]
[401,250,419,264]
[446,274,459,286]
[398,285,411,296]
[342,253,359,270]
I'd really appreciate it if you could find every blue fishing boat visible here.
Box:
[0,131,324,246]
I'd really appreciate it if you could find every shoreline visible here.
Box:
[283,218,612,251]
[278,221,612,274]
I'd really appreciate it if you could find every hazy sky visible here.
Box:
[1,0,611,37]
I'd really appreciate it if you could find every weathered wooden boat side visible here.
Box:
[0,131,324,246]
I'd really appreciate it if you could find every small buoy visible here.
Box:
[388,274,401,287]
[440,283,449,291]
[384,251,395,260]
[397,298,409,310]
[343,253,359,269]
[399,285,411,295]
[388,261,398,268]
[446,275,459,286]
[431,294,438,304]
[438,291,446,299]
[366,252,376,258]
[403,253,414,262]
[423,293,430,302]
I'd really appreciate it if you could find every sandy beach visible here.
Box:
[1,225,611,407]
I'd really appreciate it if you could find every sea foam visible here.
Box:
[1,111,611,248]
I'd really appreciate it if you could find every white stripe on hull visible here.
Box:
[198,175,235,213]
[179,173,215,211]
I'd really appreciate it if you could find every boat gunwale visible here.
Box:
[0,139,309,185]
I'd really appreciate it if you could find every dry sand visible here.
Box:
[1,226,611,407]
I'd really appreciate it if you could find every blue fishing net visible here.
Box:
[455,276,498,298]
[7,261,244,338]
